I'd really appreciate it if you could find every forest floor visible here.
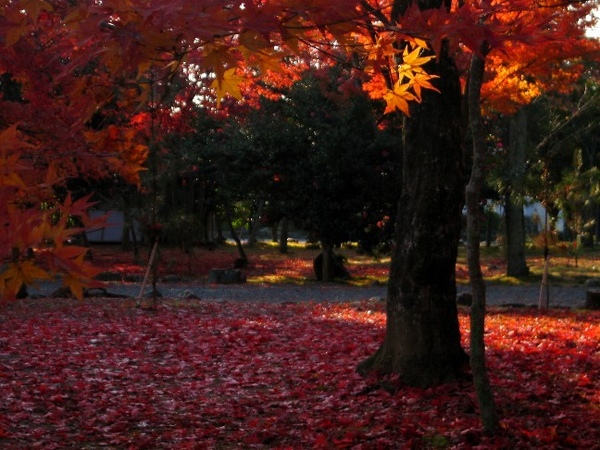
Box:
[1,243,599,448]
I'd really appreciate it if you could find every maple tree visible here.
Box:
[356,0,600,379]
[1,1,598,435]
[1,0,438,300]
[478,3,600,278]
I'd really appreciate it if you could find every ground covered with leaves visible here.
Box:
[0,298,598,449]
[87,242,600,287]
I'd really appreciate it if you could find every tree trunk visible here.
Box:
[357,38,468,387]
[247,200,265,247]
[505,109,529,277]
[466,49,499,434]
[505,192,529,276]
[223,204,248,263]
[279,217,289,254]
[321,242,333,283]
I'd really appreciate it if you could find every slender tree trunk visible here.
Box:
[247,200,265,247]
[121,187,134,251]
[223,203,248,263]
[466,49,499,434]
[506,109,529,277]
[279,217,289,254]
[358,38,468,387]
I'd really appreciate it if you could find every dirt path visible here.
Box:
[29,281,589,308]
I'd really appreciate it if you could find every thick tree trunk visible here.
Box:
[505,109,529,277]
[357,39,467,387]
[505,192,529,276]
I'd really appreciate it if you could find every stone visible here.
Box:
[584,278,600,287]
[585,288,600,309]
[96,271,123,281]
[180,289,200,299]
[456,292,472,306]
[124,274,144,282]
[162,274,182,283]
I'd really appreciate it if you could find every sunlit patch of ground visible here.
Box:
[87,243,600,286]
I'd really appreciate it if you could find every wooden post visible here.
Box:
[137,240,158,307]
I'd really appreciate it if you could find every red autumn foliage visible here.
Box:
[0,299,597,448]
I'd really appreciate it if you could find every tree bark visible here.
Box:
[279,217,289,254]
[466,49,500,434]
[223,203,248,263]
[321,242,333,283]
[247,200,264,247]
[505,109,529,277]
[357,38,468,387]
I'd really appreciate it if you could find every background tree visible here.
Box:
[480,11,600,276]
[0,0,374,299]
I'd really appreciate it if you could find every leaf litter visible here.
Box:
[0,298,598,449]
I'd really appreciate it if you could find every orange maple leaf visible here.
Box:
[211,68,244,107]
[0,260,51,301]
[383,82,417,116]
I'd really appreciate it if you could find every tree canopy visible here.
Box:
[1,0,598,312]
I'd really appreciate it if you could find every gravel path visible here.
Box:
[28,281,589,308]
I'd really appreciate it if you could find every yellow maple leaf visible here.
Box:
[204,45,239,82]
[410,71,440,99]
[62,274,85,300]
[398,45,435,83]
[0,267,23,301]
[17,260,51,285]
[383,82,417,116]
[0,260,51,301]
[211,68,243,107]
[239,30,270,54]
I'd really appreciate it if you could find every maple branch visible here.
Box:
[535,88,600,154]
[359,0,393,28]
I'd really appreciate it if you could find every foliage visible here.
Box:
[244,66,395,249]
[1,0,597,301]
[0,298,598,448]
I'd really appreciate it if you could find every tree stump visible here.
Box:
[585,289,600,309]
[313,252,350,281]
[207,268,246,284]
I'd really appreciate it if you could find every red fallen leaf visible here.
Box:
[314,433,329,448]
[0,300,598,448]
[576,374,592,387]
